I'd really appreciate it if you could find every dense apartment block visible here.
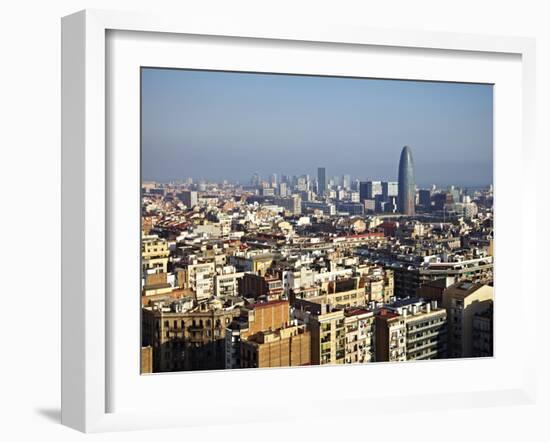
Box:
[375,308,407,362]
[300,304,346,365]
[344,308,376,363]
[141,234,170,275]
[400,300,447,360]
[240,324,311,368]
[240,273,284,301]
[140,169,493,372]
[186,261,216,301]
[225,300,300,369]
[214,266,244,297]
[142,299,241,372]
[375,299,447,362]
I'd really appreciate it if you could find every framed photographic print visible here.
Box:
[61,9,537,433]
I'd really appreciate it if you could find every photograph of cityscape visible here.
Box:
[140,68,494,373]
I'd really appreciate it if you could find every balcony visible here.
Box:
[408,321,445,334]
[320,334,332,344]
[407,340,439,354]
[407,330,445,344]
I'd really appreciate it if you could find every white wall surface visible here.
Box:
[0,0,547,440]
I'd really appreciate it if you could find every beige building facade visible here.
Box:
[442,281,494,358]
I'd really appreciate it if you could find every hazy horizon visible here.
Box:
[141,68,493,188]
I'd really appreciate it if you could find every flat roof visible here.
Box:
[376,308,399,319]
[447,280,488,297]
[390,297,422,308]
[345,308,372,317]
[248,299,288,310]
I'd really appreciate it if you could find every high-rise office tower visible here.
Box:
[366,181,383,199]
[359,181,369,202]
[419,189,432,208]
[297,176,307,192]
[397,146,415,215]
[342,174,351,190]
[381,181,398,199]
[317,167,326,196]
[279,182,287,197]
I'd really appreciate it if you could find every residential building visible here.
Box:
[142,300,241,372]
[442,281,494,358]
[178,190,198,209]
[399,299,447,360]
[240,324,311,368]
[225,300,298,369]
[344,308,375,363]
[186,261,216,300]
[240,273,284,301]
[214,266,245,297]
[375,308,407,362]
[141,235,170,275]
[307,304,346,365]
[472,302,493,357]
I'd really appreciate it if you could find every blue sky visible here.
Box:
[141,68,493,187]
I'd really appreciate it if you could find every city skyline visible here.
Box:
[141,68,493,187]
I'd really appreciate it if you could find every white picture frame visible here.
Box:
[61,9,537,433]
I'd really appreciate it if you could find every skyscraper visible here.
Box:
[397,146,415,215]
[366,181,383,199]
[359,181,369,202]
[381,181,398,199]
[317,167,326,196]
[342,174,351,190]
[418,189,432,208]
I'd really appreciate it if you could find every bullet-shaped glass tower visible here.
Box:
[397,145,415,215]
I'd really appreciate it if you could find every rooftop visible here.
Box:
[344,307,372,317]
[390,297,423,308]
[247,299,288,310]
[376,308,399,319]
[446,280,489,297]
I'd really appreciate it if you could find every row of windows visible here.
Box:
[160,317,231,329]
